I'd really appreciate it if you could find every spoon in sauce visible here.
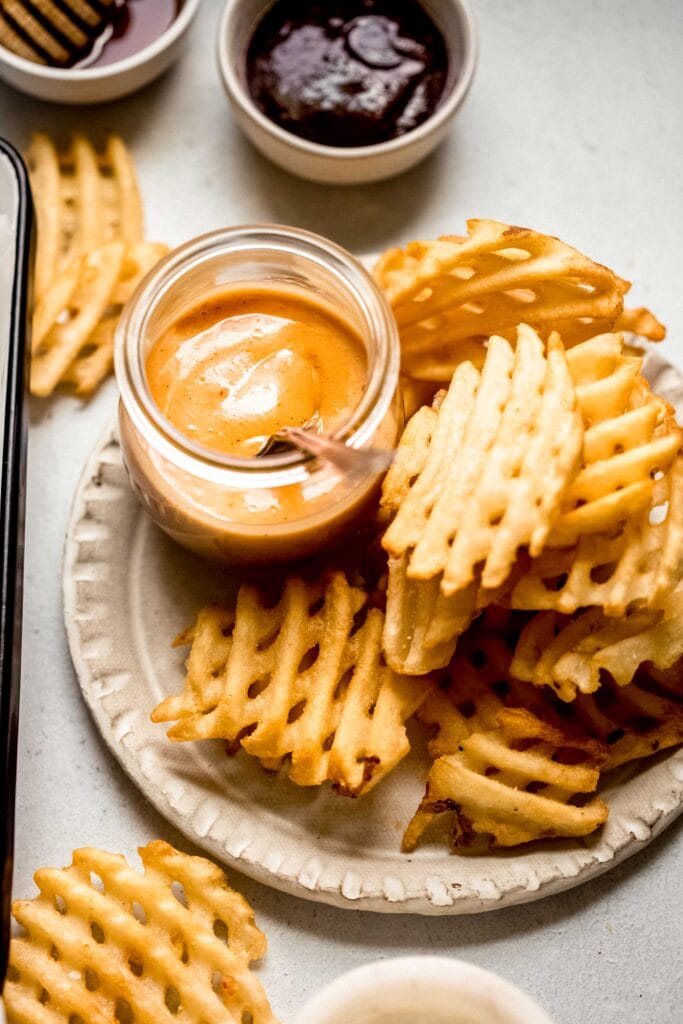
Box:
[256,417,395,477]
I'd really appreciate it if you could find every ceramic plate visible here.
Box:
[63,349,683,914]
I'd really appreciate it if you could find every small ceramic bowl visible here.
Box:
[217,0,478,185]
[293,957,556,1024]
[0,0,203,104]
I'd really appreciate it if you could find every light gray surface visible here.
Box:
[1,1,682,1021]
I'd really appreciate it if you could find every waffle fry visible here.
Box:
[4,840,277,1024]
[383,557,477,674]
[31,242,125,397]
[511,587,683,700]
[547,334,681,546]
[152,573,430,796]
[26,133,143,291]
[60,242,170,397]
[422,619,683,773]
[616,306,666,341]
[511,454,683,616]
[374,219,643,381]
[25,133,165,397]
[383,326,583,595]
[403,709,609,850]
[380,402,438,522]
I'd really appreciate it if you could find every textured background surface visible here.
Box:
[1,1,682,1021]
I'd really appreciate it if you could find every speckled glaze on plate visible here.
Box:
[63,349,683,914]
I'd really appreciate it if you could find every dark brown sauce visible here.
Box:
[85,0,181,69]
[246,0,451,149]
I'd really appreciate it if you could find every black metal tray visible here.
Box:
[0,138,32,987]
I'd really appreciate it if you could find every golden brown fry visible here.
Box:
[405,623,683,850]
[104,134,145,246]
[30,242,125,398]
[61,314,119,397]
[511,454,683,616]
[616,306,666,341]
[382,557,477,674]
[403,709,608,851]
[25,133,158,397]
[61,242,171,397]
[547,334,681,546]
[383,326,583,595]
[379,402,438,522]
[4,840,277,1024]
[511,587,683,700]
[152,572,430,796]
[570,667,683,770]
[375,219,629,380]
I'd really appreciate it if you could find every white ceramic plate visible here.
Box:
[63,349,683,915]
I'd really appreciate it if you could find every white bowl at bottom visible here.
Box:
[293,957,555,1024]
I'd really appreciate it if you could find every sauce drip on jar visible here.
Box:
[246,0,451,148]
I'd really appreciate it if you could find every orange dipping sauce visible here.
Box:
[146,286,367,458]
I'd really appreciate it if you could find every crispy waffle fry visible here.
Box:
[511,586,683,700]
[422,624,683,774]
[30,242,125,397]
[616,306,666,341]
[383,557,478,674]
[403,709,608,850]
[381,554,518,675]
[60,242,170,397]
[374,219,636,380]
[568,667,683,770]
[383,326,583,594]
[4,840,277,1024]
[511,454,683,616]
[25,133,144,292]
[547,334,681,546]
[25,133,163,397]
[152,572,430,796]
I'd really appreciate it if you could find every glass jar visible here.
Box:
[114,225,402,563]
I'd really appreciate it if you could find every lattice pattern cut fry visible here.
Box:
[383,325,583,596]
[404,625,683,849]
[26,133,143,295]
[151,572,431,796]
[4,840,277,1024]
[25,134,167,396]
[511,586,683,701]
[403,708,609,850]
[511,454,683,616]
[547,333,681,546]
[373,219,663,381]
[567,667,683,770]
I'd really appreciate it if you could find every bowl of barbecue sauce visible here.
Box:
[0,0,204,103]
[218,0,478,184]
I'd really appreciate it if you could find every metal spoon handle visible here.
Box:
[278,427,395,476]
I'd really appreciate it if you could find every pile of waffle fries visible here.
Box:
[26,133,168,397]
[150,218,683,853]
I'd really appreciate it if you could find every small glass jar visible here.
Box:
[114,225,402,563]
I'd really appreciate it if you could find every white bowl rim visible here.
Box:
[0,0,203,81]
[293,956,554,1024]
[217,0,479,163]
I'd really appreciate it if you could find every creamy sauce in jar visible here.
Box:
[146,286,367,458]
